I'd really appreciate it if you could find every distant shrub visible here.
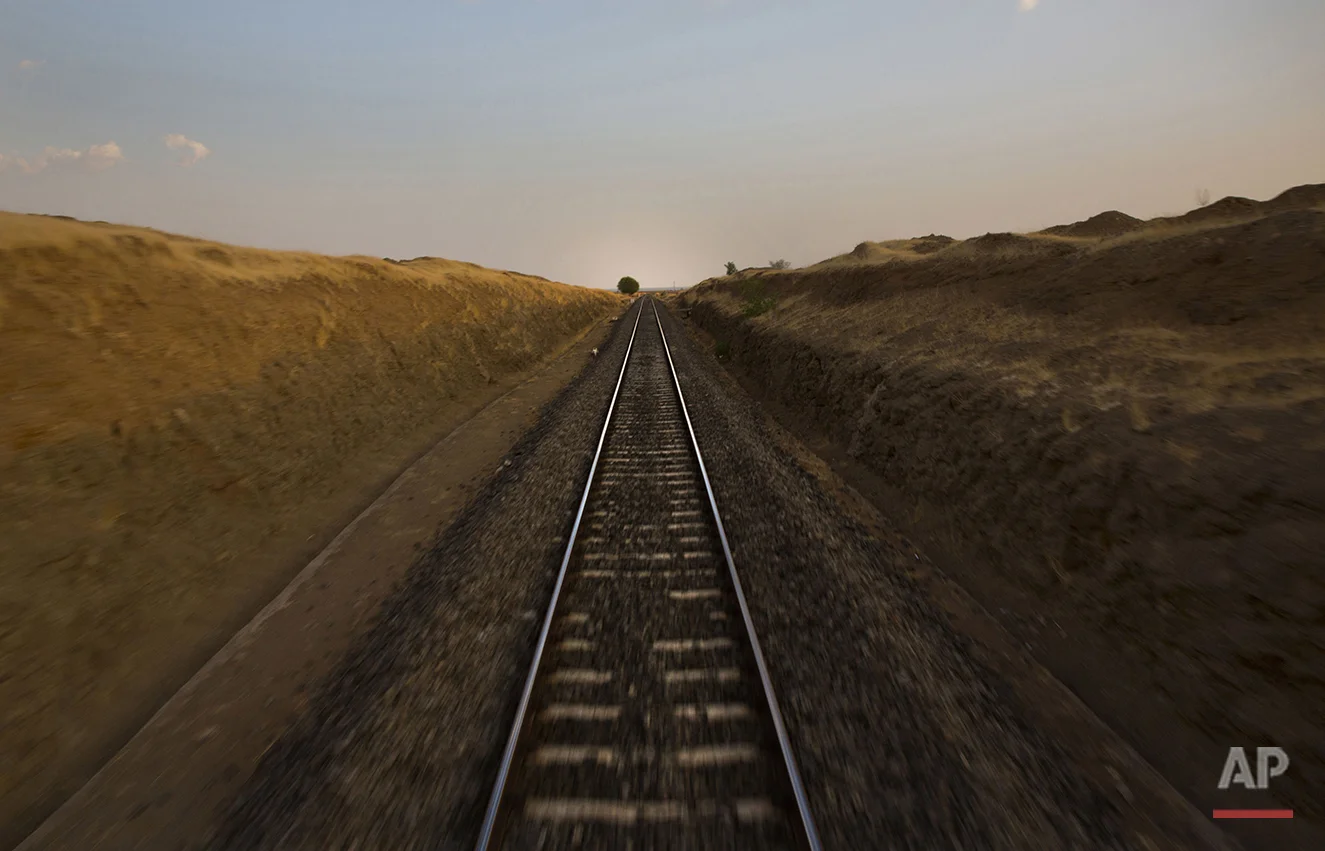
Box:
[617,276,640,295]
[742,296,776,318]
[736,277,775,317]
[725,261,737,275]
[769,259,790,270]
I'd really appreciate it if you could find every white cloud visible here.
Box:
[164,133,211,166]
[1019,0,1040,10]
[32,147,83,171]
[85,142,125,171]
[0,141,124,174]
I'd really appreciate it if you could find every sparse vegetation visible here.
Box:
[725,261,737,275]
[738,277,777,317]
[769,259,790,270]
[617,276,640,295]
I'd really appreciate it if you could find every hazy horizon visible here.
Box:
[3,0,1323,289]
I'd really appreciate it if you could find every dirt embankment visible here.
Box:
[0,212,621,840]
[679,188,1325,835]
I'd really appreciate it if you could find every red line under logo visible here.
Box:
[1212,809,1294,819]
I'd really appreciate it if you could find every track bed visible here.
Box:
[480,300,818,851]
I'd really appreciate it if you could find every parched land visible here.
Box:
[0,213,621,844]
[678,184,1325,837]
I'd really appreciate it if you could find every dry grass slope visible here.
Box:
[0,212,622,842]
[680,182,1325,836]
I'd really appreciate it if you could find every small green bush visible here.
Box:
[739,278,765,300]
[742,296,776,318]
[725,261,737,276]
[736,277,775,316]
[617,276,640,295]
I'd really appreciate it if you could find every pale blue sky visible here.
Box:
[2,0,1323,288]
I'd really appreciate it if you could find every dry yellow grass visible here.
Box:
[705,191,1325,421]
[707,269,1325,423]
[0,214,614,452]
[0,212,622,834]
[810,235,959,267]
[680,192,1325,826]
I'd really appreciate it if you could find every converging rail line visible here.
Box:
[476,298,821,850]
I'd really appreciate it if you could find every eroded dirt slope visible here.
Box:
[0,212,621,845]
[678,186,1325,844]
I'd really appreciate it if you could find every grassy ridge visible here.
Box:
[0,212,622,835]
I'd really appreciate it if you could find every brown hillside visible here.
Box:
[1155,195,1262,227]
[813,234,957,267]
[0,212,622,838]
[816,182,1325,271]
[679,188,1325,838]
[1265,182,1325,212]
[1041,210,1144,238]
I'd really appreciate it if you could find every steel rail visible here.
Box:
[651,299,824,851]
[473,300,644,851]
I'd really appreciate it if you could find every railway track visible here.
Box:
[476,298,821,851]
